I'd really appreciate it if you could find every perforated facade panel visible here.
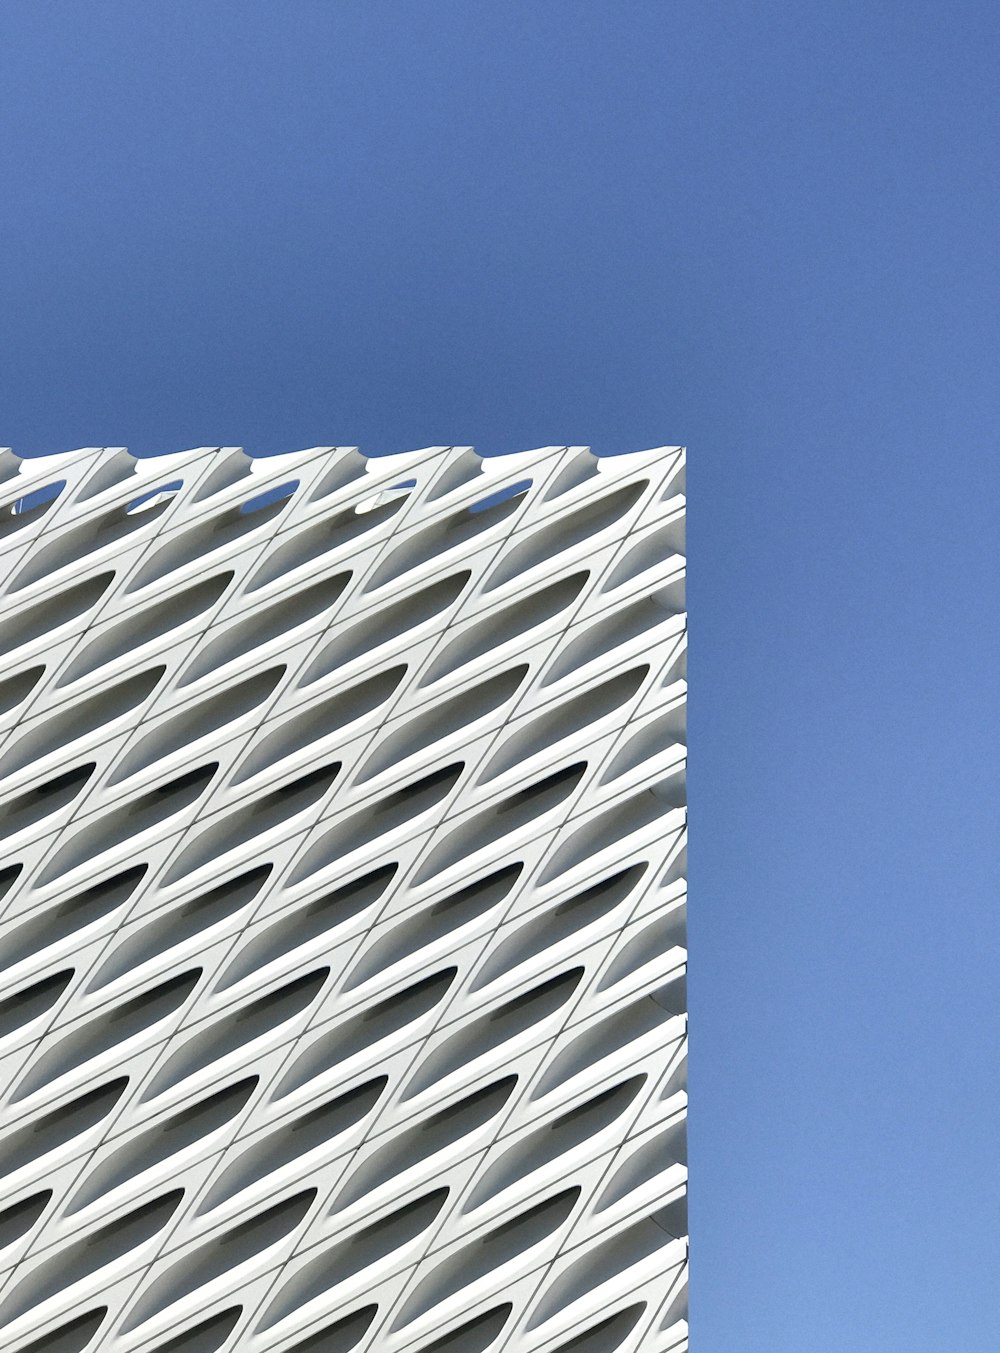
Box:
[0,445,687,1353]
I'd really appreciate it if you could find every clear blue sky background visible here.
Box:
[3,3,999,1348]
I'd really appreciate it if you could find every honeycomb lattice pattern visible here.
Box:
[0,445,687,1353]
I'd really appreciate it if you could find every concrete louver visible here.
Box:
[0,444,687,1353]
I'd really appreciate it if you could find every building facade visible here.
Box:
[0,445,687,1353]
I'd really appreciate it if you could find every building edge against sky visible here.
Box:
[0,446,687,1353]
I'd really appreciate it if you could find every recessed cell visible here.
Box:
[13,970,201,1102]
[90,865,272,990]
[532,992,679,1100]
[219,863,395,990]
[403,969,582,1100]
[604,515,685,590]
[77,449,138,500]
[0,1078,128,1180]
[200,1076,385,1211]
[345,864,520,990]
[538,784,681,884]
[69,1078,258,1212]
[12,1308,107,1353]
[0,664,44,716]
[180,572,351,685]
[414,762,585,885]
[471,864,645,991]
[39,764,216,885]
[541,1305,645,1353]
[526,1218,669,1329]
[425,449,483,501]
[394,1188,579,1328]
[464,1076,644,1210]
[0,970,73,1041]
[11,496,165,587]
[410,1305,511,1353]
[485,482,645,591]
[1,866,146,974]
[249,494,404,591]
[190,451,253,502]
[129,487,294,591]
[143,968,328,1100]
[0,763,95,837]
[0,1190,183,1326]
[0,571,115,657]
[165,763,338,884]
[233,665,404,784]
[480,666,648,782]
[302,571,469,685]
[143,1308,242,1353]
[5,479,65,531]
[541,588,683,688]
[123,1189,315,1332]
[277,968,455,1098]
[358,665,526,782]
[597,905,686,990]
[596,1118,687,1211]
[59,572,232,685]
[420,571,588,687]
[601,706,686,784]
[109,666,283,784]
[542,454,598,500]
[262,1190,447,1329]
[2,666,164,777]
[280,1307,377,1353]
[0,1189,51,1250]
[290,763,461,885]
[364,489,527,592]
[305,454,367,502]
[334,1077,517,1210]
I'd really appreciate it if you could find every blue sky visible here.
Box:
[3,2,1000,1348]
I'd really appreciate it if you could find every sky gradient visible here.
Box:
[3,3,1000,1348]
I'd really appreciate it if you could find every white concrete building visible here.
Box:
[0,446,687,1353]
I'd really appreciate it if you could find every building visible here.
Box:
[0,445,687,1353]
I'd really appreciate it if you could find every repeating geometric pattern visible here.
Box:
[0,445,687,1353]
